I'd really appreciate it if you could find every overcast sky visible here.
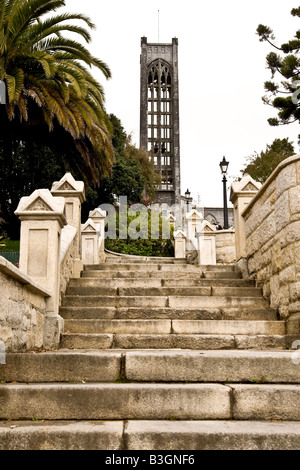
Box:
[66,0,300,208]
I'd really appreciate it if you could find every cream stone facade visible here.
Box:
[0,256,50,352]
[174,230,186,259]
[0,175,88,352]
[230,175,262,261]
[240,154,300,329]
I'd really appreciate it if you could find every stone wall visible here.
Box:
[215,230,236,264]
[186,230,236,265]
[243,154,300,324]
[0,173,85,353]
[59,224,78,305]
[0,256,50,352]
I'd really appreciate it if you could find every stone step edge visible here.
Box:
[85,264,236,270]
[59,306,277,315]
[2,383,300,421]
[63,319,286,336]
[1,420,300,450]
[59,306,278,322]
[65,287,262,296]
[61,294,269,309]
[68,279,255,286]
[2,349,300,384]
[61,332,289,340]
[84,266,237,274]
[81,273,242,280]
[60,332,295,351]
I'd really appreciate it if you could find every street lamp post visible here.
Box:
[185,189,193,213]
[219,156,229,229]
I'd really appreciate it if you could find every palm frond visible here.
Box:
[0,0,114,183]
[5,68,24,102]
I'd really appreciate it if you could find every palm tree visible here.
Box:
[0,0,114,184]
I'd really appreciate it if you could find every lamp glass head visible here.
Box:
[220,156,229,174]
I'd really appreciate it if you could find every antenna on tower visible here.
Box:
[158,10,160,43]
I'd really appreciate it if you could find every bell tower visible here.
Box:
[140,37,181,206]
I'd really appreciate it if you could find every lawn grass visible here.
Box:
[0,238,20,252]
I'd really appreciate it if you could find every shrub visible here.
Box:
[105,207,174,257]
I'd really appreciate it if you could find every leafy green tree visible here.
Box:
[0,130,67,238]
[0,0,114,184]
[87,115,159,213]
[241,138,295,183]
[124,136,161,202]
[257,8,300,128]
[105,208,174,257]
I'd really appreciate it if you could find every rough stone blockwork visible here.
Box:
[243,154,300,326]
[215,231,236,264]
[0,258,48,352]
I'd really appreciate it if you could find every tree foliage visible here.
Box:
[105,208,174,257]
[257,8,300,129]
[0,0,114,184]
[92,115,159,209]
[241,138,295,183]
[0,112,159,238]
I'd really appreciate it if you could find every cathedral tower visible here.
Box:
[140,37,181,206]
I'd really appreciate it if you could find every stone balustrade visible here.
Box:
[0,256,51,352]
[0,169,241,353]
[0,173,86,352]
[238,154,300,329]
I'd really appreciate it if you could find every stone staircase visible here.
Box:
[1,256,300,450]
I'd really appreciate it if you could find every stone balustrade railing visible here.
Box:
[0,170,240,353]
[231,154,300,330]
[0,173,87,352]
[174,209,236,265]
[0,255,51,352]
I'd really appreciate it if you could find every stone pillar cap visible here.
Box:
[89,208,107,219]
[81,218,98,234]
[15,189,66,226]
[230,174,262,202]
[186,209,203,220]
[51,173,85,202]
[197,220,218,234]
[173,229,186,239]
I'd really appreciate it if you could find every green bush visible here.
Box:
[0,238,19,252]
[105,208,174,257]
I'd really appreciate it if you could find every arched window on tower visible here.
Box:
[147,60,173,191]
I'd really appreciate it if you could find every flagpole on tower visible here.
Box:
[158,10,160,43]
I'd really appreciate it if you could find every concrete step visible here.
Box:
[1,420,300,450]
[61,295,268,309]
[84,264,236,272]
[0,420,124,451]
[60,332,287,350]
[104,257,187,264]
[0,351,123,383]
[65,286,262,297]
[59,306,278,321]
[124,420,300,451]
[81,270,242,280]
[67,277,255,288]
[125,349,300,383]
[2,350,299,384]
[0,383,232,420]
[2,382,300,421]
[64,319,285,336]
